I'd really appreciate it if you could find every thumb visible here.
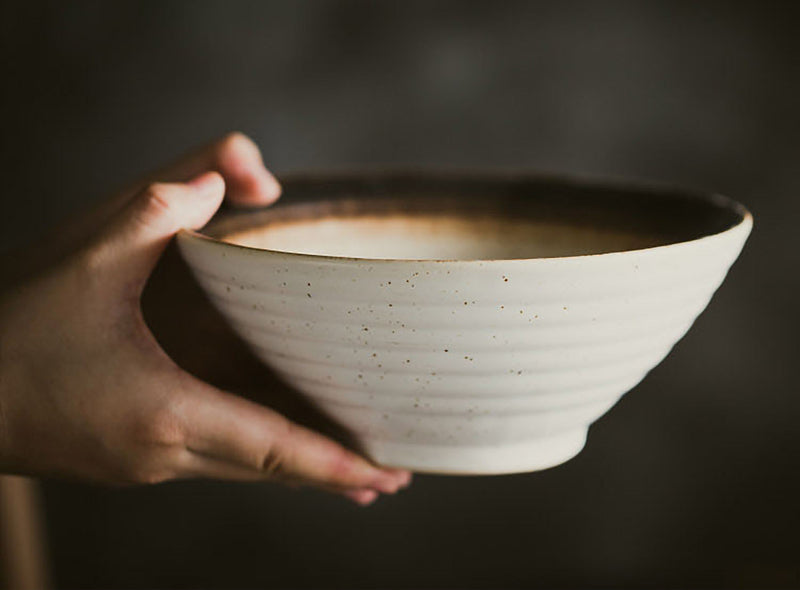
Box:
[86,172,225,290]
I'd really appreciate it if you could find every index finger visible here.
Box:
[182,383,412,494]
[122,132,281,207]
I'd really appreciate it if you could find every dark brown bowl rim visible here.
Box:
[178,169,752,263]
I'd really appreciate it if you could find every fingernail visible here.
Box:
[373,477,401,494]
[396,470,413,488]
[257,170,282,201]
[384,469,412,488]
[345,489,379,506]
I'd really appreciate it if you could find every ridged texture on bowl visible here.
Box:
[178,218,751,474]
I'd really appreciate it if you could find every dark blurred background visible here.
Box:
[2,1,799,588]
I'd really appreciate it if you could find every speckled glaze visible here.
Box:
[177,173,752,474]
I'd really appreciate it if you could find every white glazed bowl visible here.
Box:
[177,172,752,474]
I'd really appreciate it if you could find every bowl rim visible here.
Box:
[177,169,753,264]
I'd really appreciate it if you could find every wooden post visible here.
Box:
[0,476,50,590]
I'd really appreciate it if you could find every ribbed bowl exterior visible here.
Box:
[177,215,751,474]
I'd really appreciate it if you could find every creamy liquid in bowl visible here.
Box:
[224,214,664,260]
[209,187,744,261]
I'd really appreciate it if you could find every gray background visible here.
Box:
[2,1,798,588]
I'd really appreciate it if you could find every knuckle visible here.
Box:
[144,182,175,210]
[132,402,186,448]
[259,416,293,477]
[135,183,179,231]
[71,183,179,279]
[326,446,358,483]
[260,449,284,478]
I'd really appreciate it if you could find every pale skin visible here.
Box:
[0,133,411,505]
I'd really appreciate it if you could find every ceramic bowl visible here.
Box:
[177,172,752,474]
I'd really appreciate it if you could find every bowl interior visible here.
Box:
[204,173,747,261]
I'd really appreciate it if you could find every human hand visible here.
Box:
[0,133,411,505]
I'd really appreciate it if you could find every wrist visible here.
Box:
[0,300,18,472]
